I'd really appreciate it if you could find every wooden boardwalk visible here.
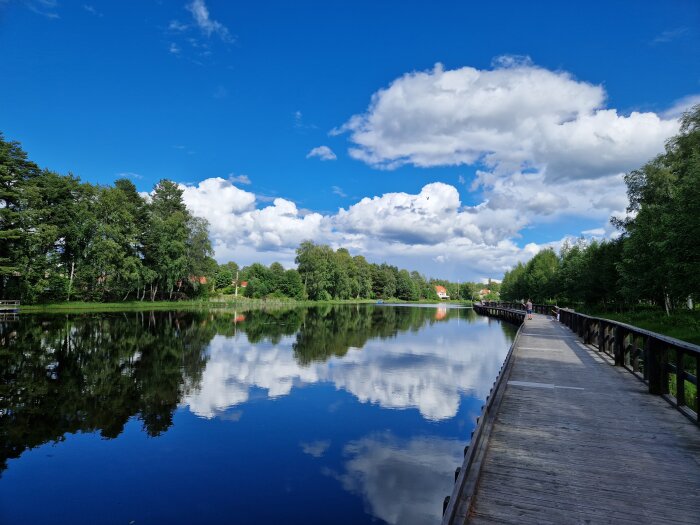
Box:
[464,314,700,524]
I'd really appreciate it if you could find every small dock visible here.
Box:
[0,300,20,312]
[445,309,700,524]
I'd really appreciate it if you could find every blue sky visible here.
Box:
[1,0,698,281]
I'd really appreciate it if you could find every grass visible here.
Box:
[580,308,700,346]
[18,296,472,314]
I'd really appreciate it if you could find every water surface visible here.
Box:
[0,304,516,525]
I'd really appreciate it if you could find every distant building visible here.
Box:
[240,281,248,288]
[479,288,491,297]
[435,285,450,300]
[189,275,208,285]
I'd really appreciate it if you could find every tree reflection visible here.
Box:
[0,305,490,473]
[0,313,211,473]
[293,305,473,365]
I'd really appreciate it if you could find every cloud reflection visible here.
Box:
[336,432,463,525]
[185,316,509,421]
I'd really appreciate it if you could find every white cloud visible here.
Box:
[83,4,102,17]
[169,20,188,32]
[228,173,251,185]
[169,42,181,55]
[186,0,232,42]
[652,27,688,44]
[116,171,142,180]
[335,60,678,182]
[177,174,630,279]
[307,145,337,161]
[300,440,331,458]
[170,62,688,279]
[581,227,606,236]
[662,94,700,119]
[180,178,325,255]
[331,186,347,198]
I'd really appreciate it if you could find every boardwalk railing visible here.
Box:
[0,300,20,311]
[557,308,699,423]
[481,300,553,315]
[473,303,527,324]
[442,304,525,524]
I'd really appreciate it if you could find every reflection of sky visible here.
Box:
[2,307,516,525]
[185,314,512,421]
[333,432,463,525]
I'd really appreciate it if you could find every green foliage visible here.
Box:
[0,133,497,305]
[0,136,215,303]
[501,105,700,312]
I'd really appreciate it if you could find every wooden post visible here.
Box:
[597,321,605,351]
[646,337,669,395]
[613,326,624,366]
[675,349,685,408]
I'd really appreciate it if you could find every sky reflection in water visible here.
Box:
[0,305,515,525]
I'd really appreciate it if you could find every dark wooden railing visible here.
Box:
[557,308,699,423]
[473,303,527,324]
[0,300,20,310]
[481,300,553,315]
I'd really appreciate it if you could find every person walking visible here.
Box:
[526,299,533,320]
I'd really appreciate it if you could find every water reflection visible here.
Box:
[0,306,515,474]
[186,306,512,420]
[0,312,210,473]
[0,305,516,524]
[334,432,463,525]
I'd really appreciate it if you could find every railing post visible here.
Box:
[647,337,669,395]
[583,319,591,344]
[597,321,604,351]
[613,326,624,366]
[675,349,685,408]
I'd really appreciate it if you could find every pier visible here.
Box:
[444,304,700,524]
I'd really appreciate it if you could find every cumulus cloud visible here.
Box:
[177,174,628,279]
[180,178,325,255]
[307,145,337,161]
[335,60,678,182]
[171,61,687,278]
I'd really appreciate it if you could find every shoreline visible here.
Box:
[18,297,474,314]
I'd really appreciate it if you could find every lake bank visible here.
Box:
[18,297,474,314]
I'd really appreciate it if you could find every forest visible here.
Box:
[0,135,486,304]
[500,106,699,314]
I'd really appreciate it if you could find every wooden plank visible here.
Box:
[449,313,700,525]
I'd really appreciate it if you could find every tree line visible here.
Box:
[0,133,491,304]
[210,241,491,302]
[0,133,216,303]
[501,106,699,313]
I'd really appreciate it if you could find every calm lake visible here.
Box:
[0,304,516,525]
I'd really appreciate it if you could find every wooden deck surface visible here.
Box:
[466,314,700,524]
